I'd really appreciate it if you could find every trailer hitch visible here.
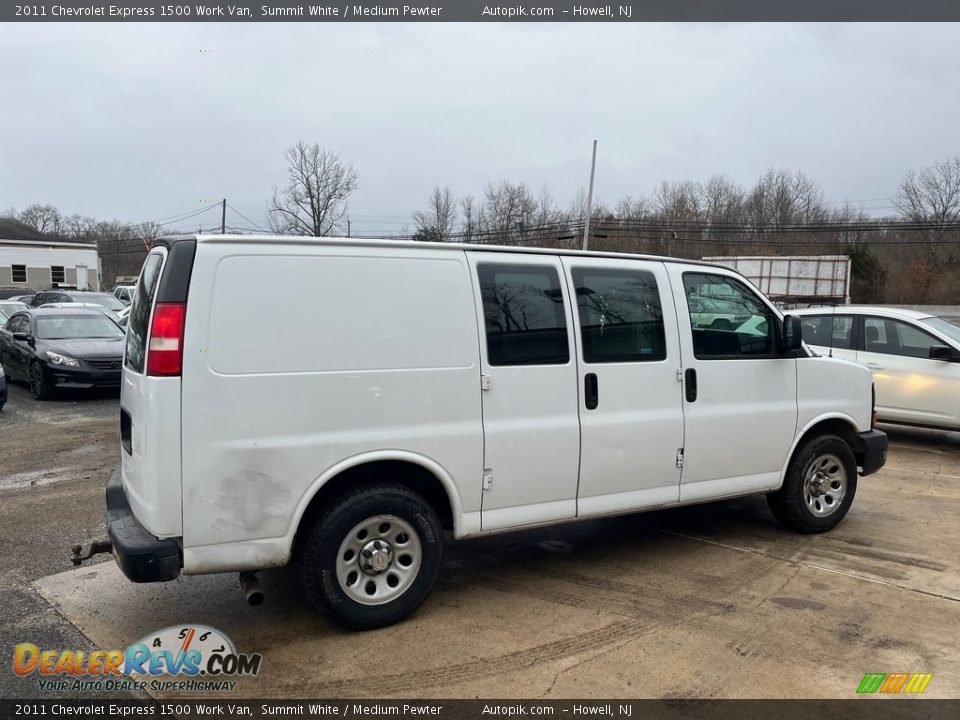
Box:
[70,540,113,566]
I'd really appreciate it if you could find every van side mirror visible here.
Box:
[781,315,803,354]
[929,345,959,362]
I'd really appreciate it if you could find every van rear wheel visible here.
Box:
[300,484,444,629]
[767,434,857,533]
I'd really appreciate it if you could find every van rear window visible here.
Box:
[124,252,165,373]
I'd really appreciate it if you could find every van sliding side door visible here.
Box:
[561,257,684,515]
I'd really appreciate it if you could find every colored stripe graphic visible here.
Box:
[857,673,886,693]
[880,673,909,693]
[903,673,933,694]
[857,672,933,694]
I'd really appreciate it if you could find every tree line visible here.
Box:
[3,143,958,303]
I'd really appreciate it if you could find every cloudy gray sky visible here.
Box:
[1,22,958,235]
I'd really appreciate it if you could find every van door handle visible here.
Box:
[584,373,599,410]
[864,362,884,370]
[684,368,698,402]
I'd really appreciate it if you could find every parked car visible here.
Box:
[687,293,751,330]
[93,235,886,630]
[0,361,6,411]
[115,304,131,328]
[41,302,125,322]
[31,291,126,318]
[0,287,34,300]
[113,285,137,304]
[795,307,960,430]
[0,308,126,400]
[0,301,29,323]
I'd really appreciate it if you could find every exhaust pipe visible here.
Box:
[239,571,264,606]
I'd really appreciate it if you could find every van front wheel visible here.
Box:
[767,434,858,533]
[300,484,444,629]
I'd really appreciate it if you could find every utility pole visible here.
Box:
[347,218,351,238]
[221,198,227,234]
[583,139,597,251]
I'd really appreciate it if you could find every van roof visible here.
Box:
[170,234,732,270]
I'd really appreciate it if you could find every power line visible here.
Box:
[226,205,268,233]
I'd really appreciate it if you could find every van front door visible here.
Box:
[468,252,581,531]
[666,268,798,501]
[561,257,684,514]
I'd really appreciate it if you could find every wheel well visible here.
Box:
[793,418,862,463]
[293,460,454,556]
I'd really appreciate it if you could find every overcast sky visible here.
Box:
[1,22,958,235]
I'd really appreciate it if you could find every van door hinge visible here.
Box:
[676,449,684,468]
[676,368,684,382]
[481,374,492,391]
[482,470,493,491]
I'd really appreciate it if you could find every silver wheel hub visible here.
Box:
[803,453,848,517]
[336,514,422,606]
[360,539,394,574]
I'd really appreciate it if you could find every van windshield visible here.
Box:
[125,253,165,373]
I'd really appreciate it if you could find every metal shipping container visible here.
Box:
[702,255,851,305]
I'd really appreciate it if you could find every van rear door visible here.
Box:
[120,239,194,539]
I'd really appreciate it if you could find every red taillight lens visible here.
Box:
[146,303,186,376]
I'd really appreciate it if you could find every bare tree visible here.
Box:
[17,204,62,234]
[894,156,960,262]
[895,156,960,228]
[412,186,457,242]
[484,180,538,236]
[460,195,481,241]
[267,141,358,236]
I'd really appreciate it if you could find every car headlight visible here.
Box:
[45,352,81,367]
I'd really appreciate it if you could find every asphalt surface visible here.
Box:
[0,380,124,700]
[2,379,959,700]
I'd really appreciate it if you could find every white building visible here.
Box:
[0,221,101,291]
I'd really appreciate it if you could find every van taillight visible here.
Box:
[871,383,877,429]
[146,303,186,376]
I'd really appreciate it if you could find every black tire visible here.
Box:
[29,362,53,401]
[767,434,858,533]
[300,484,444,630]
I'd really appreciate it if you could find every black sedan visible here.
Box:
[0,308,125,400]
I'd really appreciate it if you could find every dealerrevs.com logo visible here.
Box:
[13,625,261,693]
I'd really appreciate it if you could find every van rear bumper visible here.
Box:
[106,469,182,583]
[854,429,888,477]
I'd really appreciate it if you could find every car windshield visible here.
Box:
[76,295,126,311]
[36,315,125,339]
[0,302,28,317]
[921,316,960,346]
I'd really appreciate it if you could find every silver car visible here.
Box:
[795,306,960,431]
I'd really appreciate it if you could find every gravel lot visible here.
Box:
[2,380,959,699]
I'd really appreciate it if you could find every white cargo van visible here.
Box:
[95,235,887,629]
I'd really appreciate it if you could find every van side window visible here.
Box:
[478,263,570,366]
[570,268,666,363]
[125,253,165,373]
[800,315,854,349]
[682,273,776,359]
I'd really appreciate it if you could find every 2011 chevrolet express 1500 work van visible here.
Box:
[88,235,887,628]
